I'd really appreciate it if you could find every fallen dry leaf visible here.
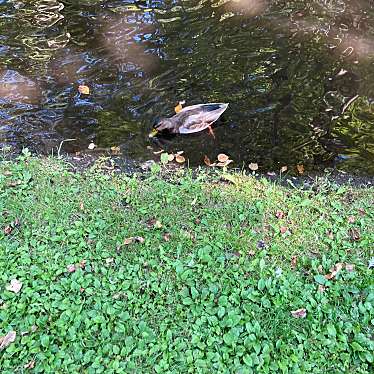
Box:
[296,164,305,174]
[0,330,16,351]
[154,220,162,229]
[175,154,185,163]
[67,264,76,273]
[79,260,86,269]
[318,285,326,293]
[291,308,307,318]
[7,180,23,188]
[88,143,96,150]
[217,153,229,163]
[358,208,366,216]
[291,256,298,269]
[248,250,255,256]
[248,163,259,171]
[347,216,355,224]
[280,226,288,234]
[78,85,90,95]
[204,155,212,166]
[124,237,133,245]
[24,360,35,369]
[4,225,12,235]
[345,263,355,272]
[79,201,84,211]
[280,166,288,173]
[326,229,334,240]
[275,210,285,219]
[6,279,22,293]
[168,154,175,162]
[349,227,361,241]
[325,262,344,280]
[163,232,171,242]
[134,236,145,244]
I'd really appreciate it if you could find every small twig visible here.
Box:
[57,139,76,159]
[342,95,359,114]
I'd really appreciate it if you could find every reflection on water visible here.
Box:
[0,0,373,174]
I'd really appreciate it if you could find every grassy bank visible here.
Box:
[0,155,373,373]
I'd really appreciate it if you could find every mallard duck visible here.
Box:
[149,103,228,137]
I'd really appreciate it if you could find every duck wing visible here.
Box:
[176,103,228,134]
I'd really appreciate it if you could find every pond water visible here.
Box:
[0,0,373,174]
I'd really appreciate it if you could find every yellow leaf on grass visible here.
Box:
[78,85,90,95]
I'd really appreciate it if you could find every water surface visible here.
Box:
[0,0,373,174]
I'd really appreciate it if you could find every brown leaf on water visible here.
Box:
[280,226,288,234]
[0,330,16,351]
[24,360,35,369]
[275,210,285,219]
[6,279,22,293]
[291,256,298,269]
[78,85,90,95]
[163,232,171,242]
[124,237,134,245]
[248,163,258,171]
[204,155,212,166]
[280,165,288,173]
[175,155,185,163]
[296,164,305,174]
[217,153,229,163]
[347,216,355,224]
[348,227,360,241]
[291,308,307,318]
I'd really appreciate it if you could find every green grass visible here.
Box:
[0,153,373,373]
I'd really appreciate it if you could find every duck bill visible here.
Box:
[148,128,159,138]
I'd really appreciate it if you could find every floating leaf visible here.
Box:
[296,164,305,174]
[291,308,307,318]
[217,153,229,163]
[248,163,258,171]
[78,85,90,95]
[88,143,96,150]
[0,331,16,351]
[175,155,185,163]
[280,166,288,173]
[6,279,22,293]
